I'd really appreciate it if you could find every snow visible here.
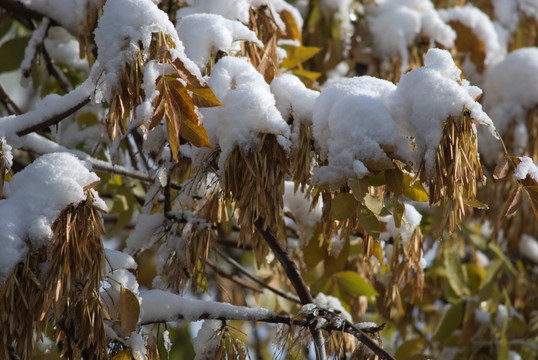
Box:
[311,49,494,184]
[519,234,538,264]
[519,0,538,21]
[438,5,505,69]
[380,203,422,244]
[366,0,455,73]
[312,76,400,186]
[492,0,519,33]
[136,60,166,132]
[314,292,351,322]
[21,0,101,34]
[197,56,290,169]
[283,181,321,243]
[176,13,262,70]
[128,333,147,360]
[105,248,138,273]
[480,48,538,163]
[177,0,303,33]
[93,0,197,103]
[125,213,166,253]
[21,17,50,78]
[0,78,94,149]
[0,152,101,285]
[271,74,319,153]
[1,138,13,170]
[177,0,253,24]
[193,320,221,360]
[163,329,172,353]
[513,156,538,182]
[389,48,495,175]
[45,27,90,71]
[139,289,279,323]
[271,74,319,124]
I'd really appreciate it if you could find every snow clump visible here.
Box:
[312,48,495,185]
[389,48,495,176]
[197,56,291,170]
[480,48,538,163]
[519,234,538,264]
[513,156,538,182]
[312,76,399,186]
[0,152,101,285]
[93,0,198,103]
[176,13,263,70]
[366,0,456,73]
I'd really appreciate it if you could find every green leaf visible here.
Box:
[433,301,464,341]
[479,258,503,294]
[395,338,427,360]
[363,193,386,216]
[386,168,404,196]
[357,203,380,238]
[0,36,30,73]
[367,171,386,187]
[444,249,469,297]
[497,337,509,360]
[392,198,405,229]
[488,243,517,275]
[331,193,358,221]
[325,237,350,275]
[303,224,326,270]
[333,271,378,297]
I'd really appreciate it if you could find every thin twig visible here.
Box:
[216,248,301,303]
[206,259,263,293]
[0,82,22,115]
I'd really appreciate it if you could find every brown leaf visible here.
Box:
[503,186,523,218]
[257,33,279,83]
[118,286,140,336]
[493,156,511,180]
[186,84,224,108]
[449,21,486,73]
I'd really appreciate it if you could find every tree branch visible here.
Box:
[254,217,312,304]
[253,217,326,360]
[138,292,393,359]
[0,82,22,115]
[16,96,90,136]
[253,217,395,360]
[0,0,57,24]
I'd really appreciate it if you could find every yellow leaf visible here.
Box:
[279,9,301,41]
[118,286,140,336]
[111,350,133,360]
[280,45,321,69]
[402,172,429,202]
[291,68,321,82]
